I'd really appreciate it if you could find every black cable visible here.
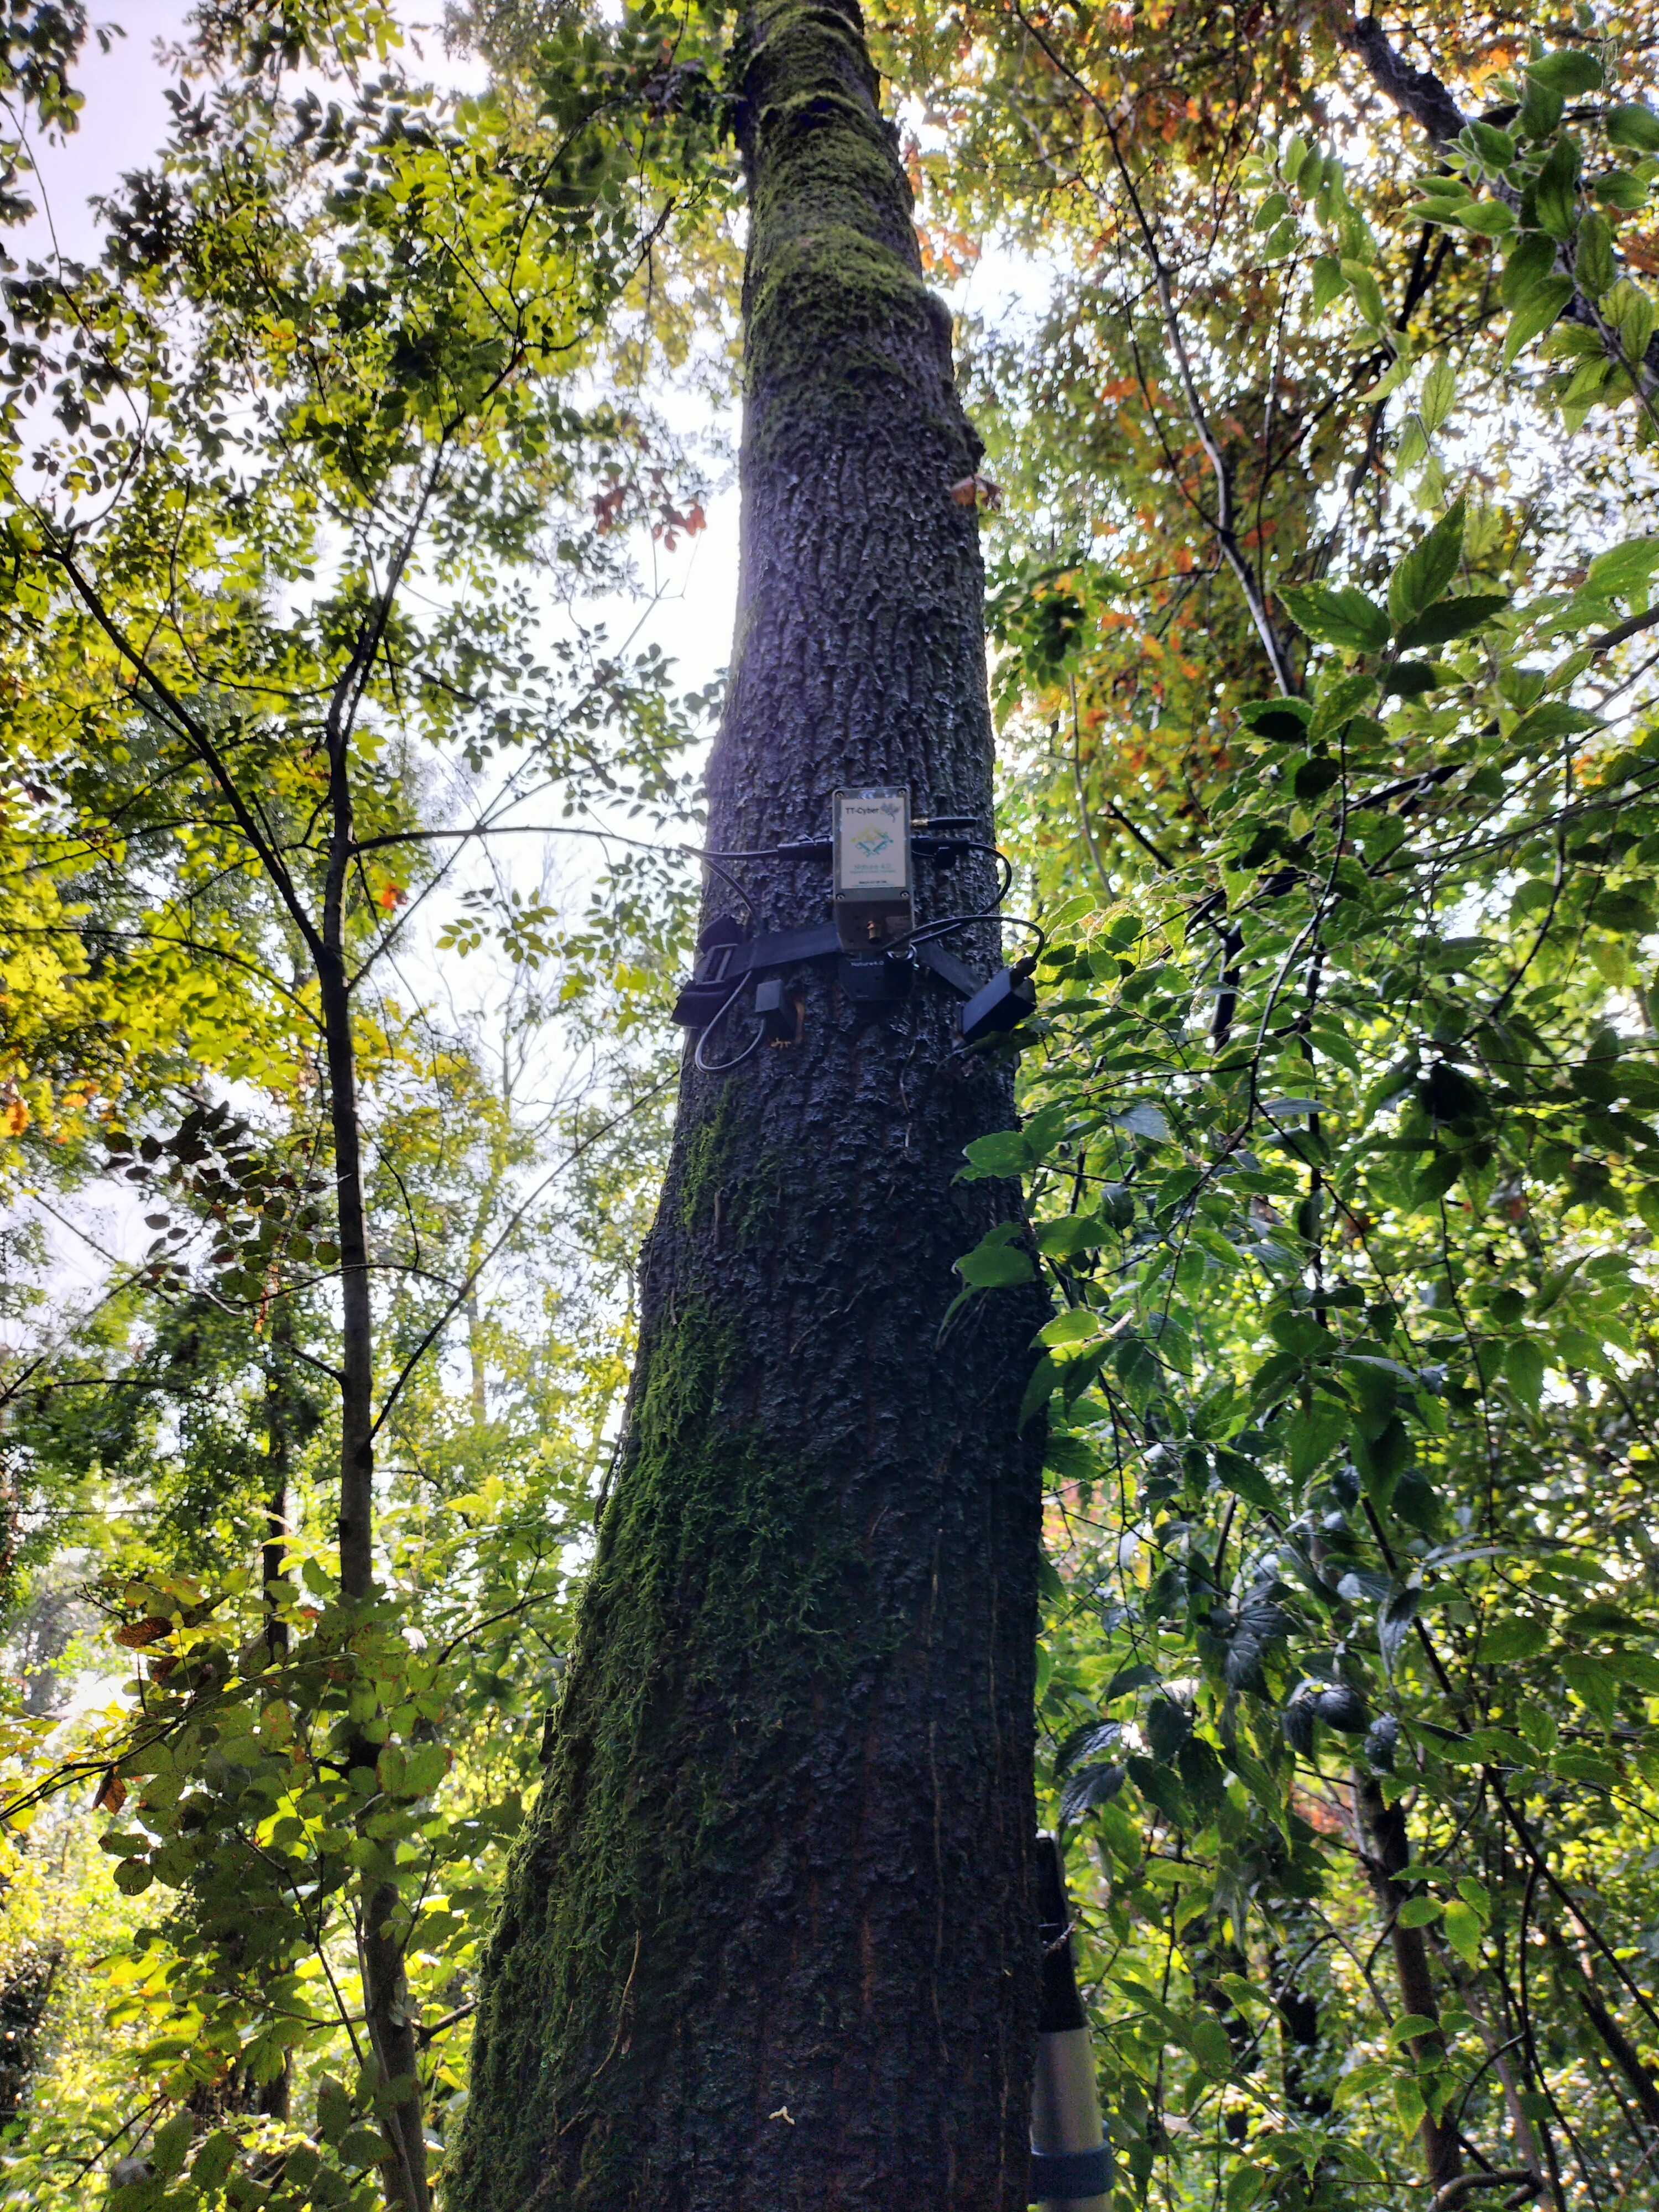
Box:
[681,846,759,928]
[692,978,765,1073]
[998,914,1048,960]
[688,843,798,862]
[691,818,982,864]
[897,843,1016,950]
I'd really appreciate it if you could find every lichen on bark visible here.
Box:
[448,3,1047,2205]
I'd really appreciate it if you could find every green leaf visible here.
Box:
[403,1741,448,1796]
[1146,1692,1193,1761]
[1214,1449,1281,1514]
[1035,1213,1108,1257]
[1406,196,1474,227]
[191,2132,239,2192]
[1281,584,1390,653]
[1044,1432,1098,1484]
[1418,356,1457,432]
[1187,2014,1234,2077]
[1483,1615,1548,1663]
[1500,232,1558,306]
[1311,254,1345,314]
[1527,50,1604,96]
[1396,1896,1441,1927]
[340,2128,395,2168]
[1468,121,1517,168]
[1510,701,1604,747]
[1607,280,1657,365]
[1576,210,1615,296]
[955,1223,1035,1287]
[1039,1306,1103,1347]
[1519,73,1566,138]
[150,2112,195,2182]
[1340,258,1386,328]
[959,1129,1030,1180]
[1503,276,1575,365]
[1458,198,1516,237]
[1393,594,1510,652]
[1589,889,1657,935]
[1504,1337,1545,1406]
[1019,1355,1061,1428]
[1594,167,1651,212]
[1286,1397,1349,1480]
[1586,536,1659,602]
[1442,1900,1483,1967]
[1608,103,1659,154]
[1310,667,1381,733]
[1293,756,1340,802]
[1388,498,1466,630]
[1114,1337,1160,1400]
[1553,1749,1620,1790]
[1534,133,1583,241]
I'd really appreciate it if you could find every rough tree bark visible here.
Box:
[449,2,1048,2205]
[1355,1772,1461,2195]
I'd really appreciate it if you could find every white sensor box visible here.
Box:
[832,786,912,950]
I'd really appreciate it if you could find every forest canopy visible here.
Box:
[4,0,1659,2207]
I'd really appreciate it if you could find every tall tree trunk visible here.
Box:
[320,826,430,2212]
[451,2,1047,2205]
[264,1303,293,1649]
[1355,1773,1460,2195]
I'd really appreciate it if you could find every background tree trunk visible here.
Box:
[450,2,1047,2204]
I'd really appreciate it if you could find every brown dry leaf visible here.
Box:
[113,1616,173,1648]
[948,473,1003,511]
[92,1770,127,1814]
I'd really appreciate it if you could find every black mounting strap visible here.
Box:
[671,920,980,1030]
[1029,2143,1113,2198]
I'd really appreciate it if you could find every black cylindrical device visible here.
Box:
[1030,1832,1112,2211]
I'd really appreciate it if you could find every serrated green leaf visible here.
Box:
[1214,1449,1281,1514]
[1393,594,1510,652]
[1388,498,1466,629]
[1533,132,1583,240]
[1501,231,1558,307]
[1504,1337,1545,1406]
[1503,276,1575,365]
[1458,198,1516,237]
[1282,583,1391,654]
[1442,1900,1483,1966]
[1510,701,1604,747]
[1483,1615,1549,1663]
[1576,210,1614,296]
[1589,888,1656,935]
[1418,356,1457,433]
